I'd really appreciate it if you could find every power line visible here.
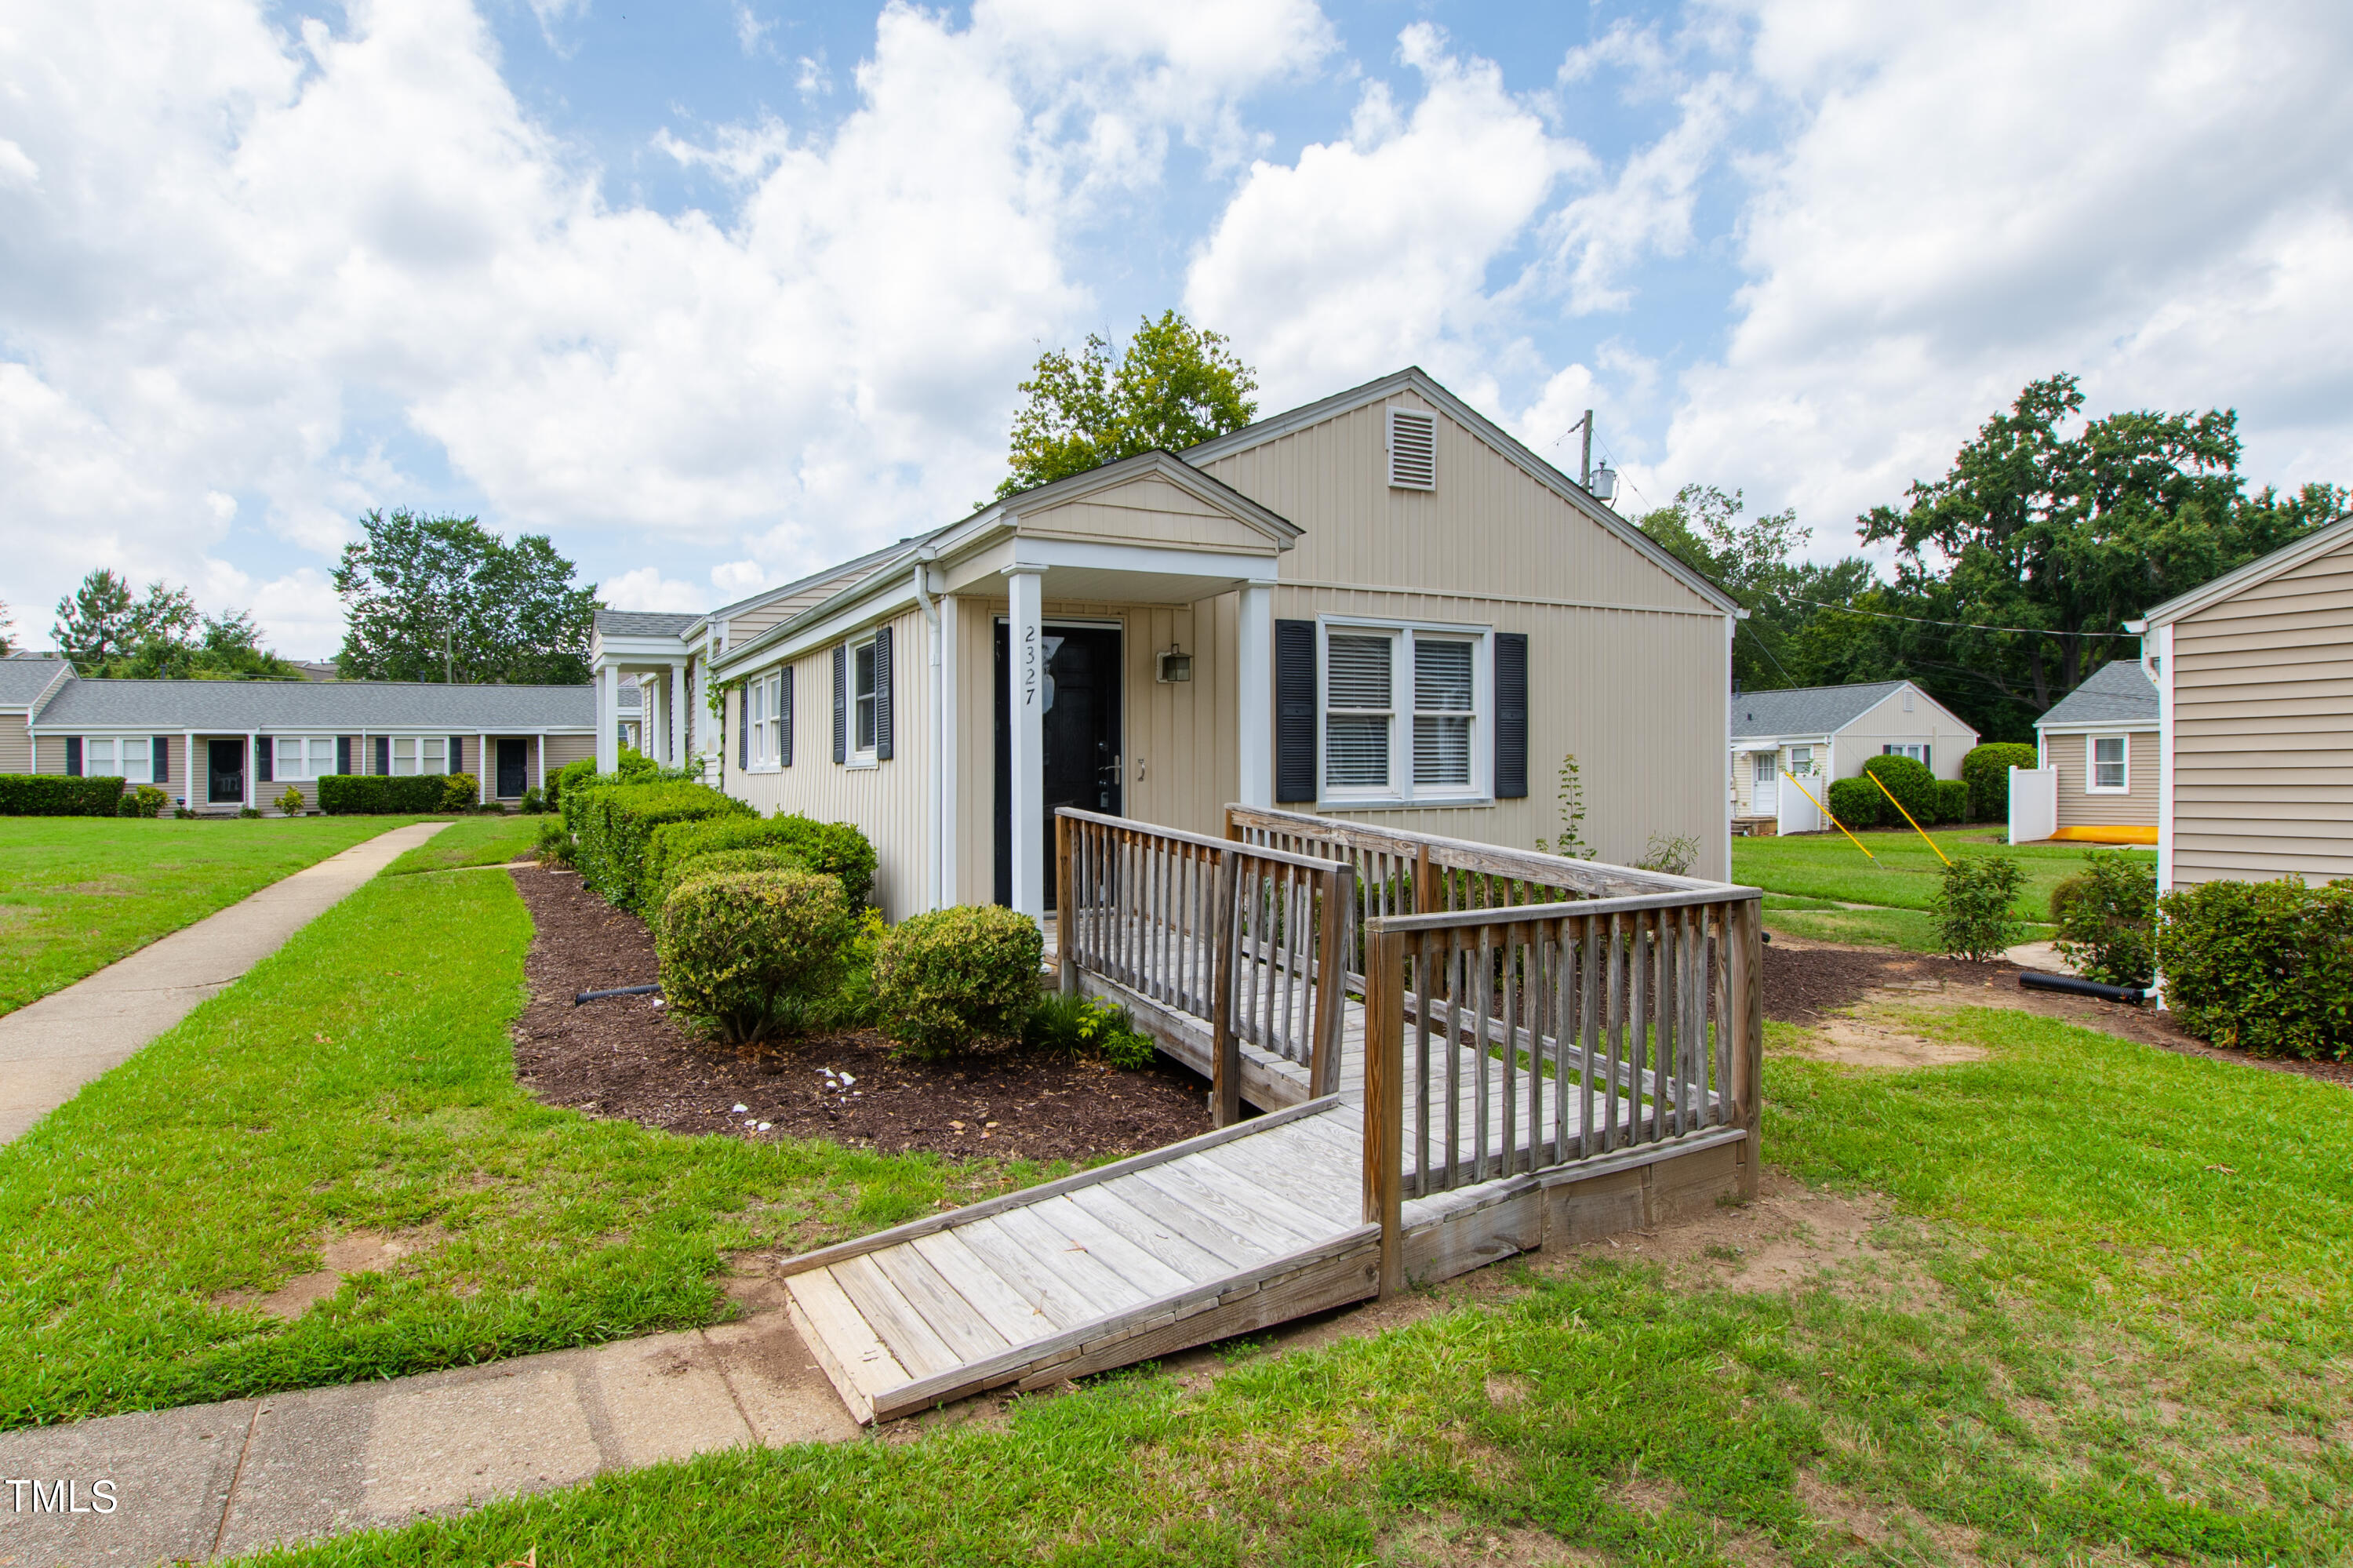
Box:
[1769,594,2131,638]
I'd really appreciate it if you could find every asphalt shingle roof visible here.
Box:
[1729,681,1909,740]
[595,610,700,638]
[0,657,71,708]
[2035,660,2157,728]
[33,679,595,731]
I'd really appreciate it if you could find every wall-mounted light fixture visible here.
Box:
[1156,645,1193,683]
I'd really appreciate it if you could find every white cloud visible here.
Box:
[1653,0,2353,548]
[602,566,708,613]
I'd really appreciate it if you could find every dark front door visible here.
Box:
[207,738,245,805]
[995,624,1122,908]
[496,738,528,799]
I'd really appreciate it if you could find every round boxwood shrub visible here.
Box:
[1859,753,1937,824]
[874,904,1043,1058]
[656,869,853,1044]
[1929,778,1970,826]
[653,845,806,914]
[1824,776,1881,830]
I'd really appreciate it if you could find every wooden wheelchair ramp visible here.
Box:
[782,1100,1379,1424]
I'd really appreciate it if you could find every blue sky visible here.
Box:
[5,1,2351,653]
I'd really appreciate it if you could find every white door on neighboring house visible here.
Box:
[1750,751,1778,814]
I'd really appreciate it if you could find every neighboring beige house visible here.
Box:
[2031,660,2158,842]
[0,655,76,774]
[1728,679,1978,824]
[2131,514,2353,890]
[21,666,595,813]
[596,368,1744,919]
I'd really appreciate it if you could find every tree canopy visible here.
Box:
[51,569,300,679]
[998,311,1258,497]
[333,508,598,684]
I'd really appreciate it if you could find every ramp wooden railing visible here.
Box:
[1056,808,1354,1121]
[1224,805,1718,986]
[1359,884,1764,1294]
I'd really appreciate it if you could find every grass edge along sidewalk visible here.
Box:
[0,864,1062,1431]
[231,1003,2351,1567]
[380,813,546,875]
[0,815,425,1017]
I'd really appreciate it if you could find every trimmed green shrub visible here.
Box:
[1930,778,1970,826]
[1824,776,1881,830]
[114,784,167,819]
[1962,742,2039,824]
[0,775,123,816]
[549,757,596,816]
[274,784,307,817]
[318,775,446,814]
[2049,850,2155,986]
[652,846,803,913]
[1859,754,1937,824]
[572,780,753,910]
[875,904,1043,1057]
[519,785,546,815]
[439,773,478,812]
[1930,854,2025,960]
[1025,992,1157,1069]
[2156,878,2353,1060]
[642,813,878,916]
[533,816,574,868]
[656,869,854,1044]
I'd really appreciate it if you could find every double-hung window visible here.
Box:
[1790,745,1814,776]
[2089,734,2127,792]
[747,678,769,767]
[851,638,879,761]
[1320,621,1486,803]
[85,738,152,784]
[1882,743,1929,765]
[766,672,787,765]
[274,737,334,780]
[390,737,446,776]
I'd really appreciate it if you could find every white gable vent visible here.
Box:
[1387,407,1436,490]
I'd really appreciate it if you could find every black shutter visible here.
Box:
[154,737,169,784]
[737,689,748,769]
[257,738,274,784]
[782,668,795,766]
[65,737,82,777]
[873,626,893,762]
[376,736,390,775]
[336,736,350,776]
[449,736,464,773]
[1275,619,1317,803]
[1922,745,1932,770]
[1494,633,1528,800]
[831,646,848,764]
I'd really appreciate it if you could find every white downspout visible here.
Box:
[914,555,944,912]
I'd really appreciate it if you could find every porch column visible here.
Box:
[1236,582,1274,809]
[244,733,256,810]
[478,733,489,804]
[938,593,960,908]
[1004,565,1047,924]
[184,732,194,812]
[597,664,619,774]
[668,660,686,766]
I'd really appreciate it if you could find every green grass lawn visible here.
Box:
[1737,828,2134,951]
[381,813,545,875]
[235,1004,2353,1567]
[0,816,418,1017]
[0,866,1061,1430]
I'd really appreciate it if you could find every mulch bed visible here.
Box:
[1761,929,2353,1087]
[507,864,1213,1160]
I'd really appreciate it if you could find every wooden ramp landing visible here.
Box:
[780,1100,1378,1424]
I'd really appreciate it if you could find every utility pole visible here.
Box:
[443,623,453,685]
[1580,409,1594,489]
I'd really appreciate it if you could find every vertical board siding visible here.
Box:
[2171,537,2353,885]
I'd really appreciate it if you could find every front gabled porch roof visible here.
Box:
[709,450,1299,678]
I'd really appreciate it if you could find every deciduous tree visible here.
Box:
[333,509,597,684]
[53,569,199,667]
[998,311,1258,496]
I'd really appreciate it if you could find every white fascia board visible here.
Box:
[594,633,693,661]
[2137,512,2353,628]
[2035,719,2159,735]
[1006,537,1281,581]
[1730,733,1833,749]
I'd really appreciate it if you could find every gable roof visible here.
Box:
[2035,660,2158,729]
[33,679,595,731]
[0,657,71,709]
[594,609,700,639]
[1730,681,1913,740]
[2133,513,2353,629]
[1182,366,1741,616]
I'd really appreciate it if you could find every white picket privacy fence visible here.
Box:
[1776,773,1825,835]
[2009,766,2058,844]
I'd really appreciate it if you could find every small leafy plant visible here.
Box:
[1634,832,1699,877]
[1533,753,1591,859]
[275,785,306,817]
[2050,851,2156,986]
[1025,992,1156,1069]
[518,785,546,816]
[874,904,1043,1058]
[1930,853,2025,960]
[114,784,168,818]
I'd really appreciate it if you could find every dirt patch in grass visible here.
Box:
[1788,1017,1987,1069]
[211,1228,440,1320]
[508,864,1214,1162]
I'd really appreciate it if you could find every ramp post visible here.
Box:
[1056,811,1079,996]
[1362,922,1406,1297]
[1209,850,1242,1127]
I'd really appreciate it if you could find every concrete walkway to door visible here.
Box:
[0,820,449,1146]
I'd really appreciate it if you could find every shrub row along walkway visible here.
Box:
[0,821,447,1144]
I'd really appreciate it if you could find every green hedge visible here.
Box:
[0,775,124,817]
[1930,778,1969,826]
[572,780,752,910]
[318,774,475,814]
[656,869,854,1043]
[641,813,878,916]
[1825,776,1880,829]
[874,904,1044,1058]
[1962,742,2038,823]
[2156,878,2353,1060]
[1859,754,1936,824]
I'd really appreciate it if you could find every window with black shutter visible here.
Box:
[1275,620,1317,802]
[1493,632,1528,799]
[871,626,893,761]
[832,646,848,763]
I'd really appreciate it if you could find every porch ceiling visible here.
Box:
[1027,562,1263,605]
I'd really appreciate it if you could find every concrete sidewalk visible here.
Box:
[0,1290,858,1566]
[0,821,449,1145]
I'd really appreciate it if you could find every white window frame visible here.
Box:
[1883,743,1929,764]
[764,671,785,768]
[2088,733,2129,793]
[849,635,880,767]
[1316,617,1490,807]
[272,735,336,781]
[746,675,773,769]
[85,737,154,784]
[390,737,448,777]
[1789,744,1815,777]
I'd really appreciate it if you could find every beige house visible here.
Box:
[597,368,1744,919]
[0,655,75,773]
[1727,679,1977,824]
[2031,660,2158,842]
[2132,514,2353,890]
[19,665,595,812]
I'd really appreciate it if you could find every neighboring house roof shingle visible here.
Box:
[1729,681,1911,740]
[594,610,700,638]
[33,679,595,731]
[0,657,71,708]
[2035,660,2158,729]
